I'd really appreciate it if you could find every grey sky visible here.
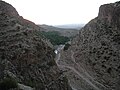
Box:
[3,0,118,25]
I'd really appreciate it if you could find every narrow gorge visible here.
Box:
[0,0,120,90]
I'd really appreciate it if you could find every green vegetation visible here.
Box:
[27,79,36,87]
[41,31,70,45]
[27,79,45,89]
[0,77,18,90]
[64,43,71,51]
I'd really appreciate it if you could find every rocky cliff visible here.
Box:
[58,1,120,90]
[0,1,71,90]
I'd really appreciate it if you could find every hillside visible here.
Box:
[41,31,70,45]
[0,1,72,90]
[39,24,79,37]
[57,1,120,90]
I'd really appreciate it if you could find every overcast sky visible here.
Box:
[3,0,118,25]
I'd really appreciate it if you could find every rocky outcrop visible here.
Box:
[0,1,19,17]
[0,1,71,90]
[58,1,120,90]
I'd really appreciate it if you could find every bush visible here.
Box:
[64,43,71,51]
[0,77,18,90]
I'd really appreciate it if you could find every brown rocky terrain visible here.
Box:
[0,1,72,90]
[57,1,120,90]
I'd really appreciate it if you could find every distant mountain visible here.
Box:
[54,24,85,29]
[39,24,79,37]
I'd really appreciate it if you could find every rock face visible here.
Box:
[0,1,19,17]
[0,1,71,90]
[58,1,120,90]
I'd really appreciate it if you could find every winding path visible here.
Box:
[55,46,106,90]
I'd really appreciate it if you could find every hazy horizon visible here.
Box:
[3,0,118,25]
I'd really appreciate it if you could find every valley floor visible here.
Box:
[55,46,107,90]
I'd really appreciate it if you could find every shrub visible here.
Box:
[0,77,18,90]
[64,43,71,51]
